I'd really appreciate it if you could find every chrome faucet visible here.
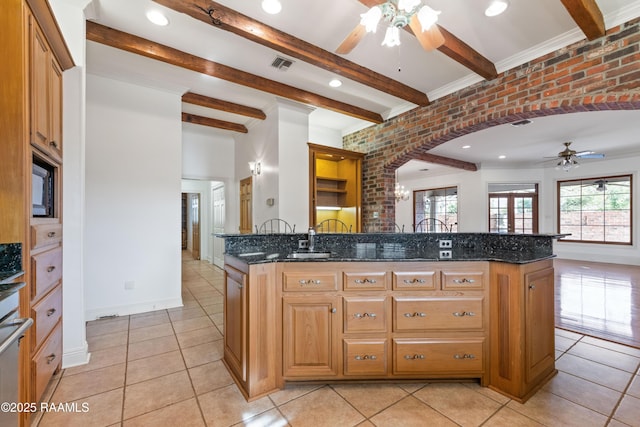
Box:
[308,227,316,252]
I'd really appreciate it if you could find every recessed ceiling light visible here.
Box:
[329,79,342,88]
[262,0,282,14]
[485,0,509,17]
[499,155,506,159]
[462,145,471,149]
[146,10,169,26]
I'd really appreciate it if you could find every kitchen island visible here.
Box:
[221,232,562,403]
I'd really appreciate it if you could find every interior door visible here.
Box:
[489,194,538,233]
[239,177,252,234]
[190,193,200,260]
[212,185,225,268]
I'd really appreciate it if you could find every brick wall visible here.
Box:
[343,19,640,229]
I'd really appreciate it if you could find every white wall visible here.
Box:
[84,74,183,319]
[50,0,91,369]
[396,156,640,265]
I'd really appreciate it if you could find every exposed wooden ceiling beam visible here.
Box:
[358,0,498,80]
[182,112,248,133]
[412,152,478,171]
[560,0,606,40]
[153,0,430,106]
[86,21,383,123]
[182,92,266,120]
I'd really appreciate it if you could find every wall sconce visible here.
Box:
[249,161,261,176]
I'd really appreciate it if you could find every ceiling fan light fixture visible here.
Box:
[485,0,509,17]
[382,26,401,47]
[360,6,383,33]
[261,0,282,15]
[417,6,441,31]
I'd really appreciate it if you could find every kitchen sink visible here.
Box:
[287,251,332,259]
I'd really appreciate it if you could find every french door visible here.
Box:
[489,194,538,234]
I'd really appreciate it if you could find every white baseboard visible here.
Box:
[84,297,184,321]
[63,342,90,369]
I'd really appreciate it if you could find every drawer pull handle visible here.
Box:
[453,278,476,284]
[50,141,58,148]
[353,312,377,319]
[47,266,56,273]
[299,279,321,285]
[403,278,426,284]
[47,231,56,237]
[452,311,475,317]
[46,354,56,364]
[404,354,425,360]
[354,278,377,284]
[354,355,377,361]
[46,308,56,317]
[404,312,426,318]
[454,354,476,360]
[237,284,243,289]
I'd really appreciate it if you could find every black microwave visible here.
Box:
[32,159,55,217]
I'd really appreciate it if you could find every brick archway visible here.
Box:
[344,19,640,230]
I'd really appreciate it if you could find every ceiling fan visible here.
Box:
[549,142,605,171]
[336,1,445,54]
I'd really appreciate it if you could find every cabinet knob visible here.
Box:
[49,140,58,148]
[47,266,56,273]
[47,231,56,237]
[354,355,377,361]
[404,354,425,360]
[529,284,536,290]
[46,354,57,364]
[453,354,476,359]
[46,308,56,317]
[330,308,337,313]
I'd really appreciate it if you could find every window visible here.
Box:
[488,183,538,234]
[558,175,632,244]
[414,186,457,232]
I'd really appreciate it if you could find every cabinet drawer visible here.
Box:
[441,270,485,290]
[392,271,437,290]
[393,338,484,374]
[344,297,387,333]
[31,285,62,350]
[343,271,387,290]
[393,297,484,331]
[344,339,387,375]
[31,223,62,250]
[282,271,338,291]
[31,246,62,302]
[32,323,62,403]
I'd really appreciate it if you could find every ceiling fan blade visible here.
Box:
[336,24,367,54]
[576,153,605,159]
[408,15,445,52]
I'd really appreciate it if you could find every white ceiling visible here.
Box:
[84,0,640,175]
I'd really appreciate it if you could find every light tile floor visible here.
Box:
[35,256,640,427]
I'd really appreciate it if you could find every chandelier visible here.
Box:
[360,0,441,47]
[557,156,579,172]
[395,171,410,202]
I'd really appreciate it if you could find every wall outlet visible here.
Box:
[125,280,135,290]
[298,239,309,249]
[439,239,452,248]
[372,211,379,218]
[439,250,452,259]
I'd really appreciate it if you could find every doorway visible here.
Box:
[488,183,538,233]
[239,177,252,234]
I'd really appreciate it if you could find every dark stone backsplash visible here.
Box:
[0,243,23,282]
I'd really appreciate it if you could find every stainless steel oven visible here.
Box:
[0,283,33,427]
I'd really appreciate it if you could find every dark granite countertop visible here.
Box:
[222,232,560,265]
[0,243,22,284]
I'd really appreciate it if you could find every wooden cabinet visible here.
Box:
[308,143,364,232]
[29,14,63,163]
[489,259,556,402]
[222,256,278,401]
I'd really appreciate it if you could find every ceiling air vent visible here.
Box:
[271,56,294,71]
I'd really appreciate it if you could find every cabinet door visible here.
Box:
[224,265,247,382]
[525,267,555,383]
[283,296,340,377]
[31,21,50,150]
[48,58,63,162]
